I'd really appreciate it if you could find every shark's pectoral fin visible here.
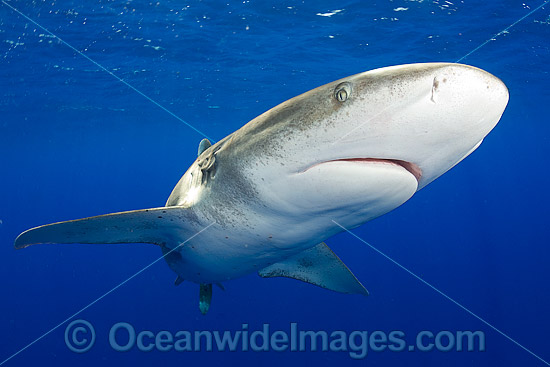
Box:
[259,242,369,296]
[14,206,194,249]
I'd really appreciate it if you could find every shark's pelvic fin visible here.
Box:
[199,284,213,315]
[259,242,369,296]
[14,207,193,249]
[197,138,212,156]
[174,276,185,286]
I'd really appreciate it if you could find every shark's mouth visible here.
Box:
[310,158,423,183]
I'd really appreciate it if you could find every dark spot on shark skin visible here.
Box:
[158,216,163,219]
[163,249,182,266]
[298,258,314,268]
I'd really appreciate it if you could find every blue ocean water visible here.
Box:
[1,0,549,365]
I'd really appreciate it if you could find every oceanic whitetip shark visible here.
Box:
[15,63,509,314]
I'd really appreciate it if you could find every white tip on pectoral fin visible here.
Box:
[259,242,369,296]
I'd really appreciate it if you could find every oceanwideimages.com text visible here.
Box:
[65,320,485,359]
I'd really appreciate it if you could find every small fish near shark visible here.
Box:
[15,63,509,314]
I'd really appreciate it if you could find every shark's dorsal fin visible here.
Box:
[197,138,212,156]
[14,206,196,249]
[259,242,369,296]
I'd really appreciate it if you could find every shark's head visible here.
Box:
[169,63,508,232]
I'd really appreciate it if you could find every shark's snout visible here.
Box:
[393,63,509,189]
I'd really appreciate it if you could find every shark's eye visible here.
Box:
[334,82,352,102]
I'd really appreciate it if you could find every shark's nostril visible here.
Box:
[431,77,439,103]
[430,75,449,103]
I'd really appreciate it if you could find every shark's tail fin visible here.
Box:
[14,206,194,249]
